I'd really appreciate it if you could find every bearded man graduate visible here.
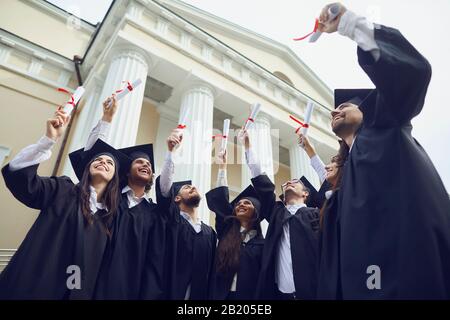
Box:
[155,129,217,300]
[317,3,450,299]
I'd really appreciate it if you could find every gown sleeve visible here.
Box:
[2,163,72,211]
[250,174,276,222]
[357,25,432,127]
[205,186,233,240]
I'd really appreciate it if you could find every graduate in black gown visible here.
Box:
[296,132,348,300]
[0,111,130,299]
[318,3,450,299]
[205,150,264,300]
[237,130,320,300]
[77,95,166,299]
[155,129,217,300]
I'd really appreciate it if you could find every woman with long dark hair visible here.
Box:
[298,133,349,299]
[206,150,264,300]
[0,111,129,299]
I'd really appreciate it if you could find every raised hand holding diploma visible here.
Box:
[167,128,183,152]
[46,110,70,141]
[243,103,261,131]
[300,101,314,136]
[289,100,315,147]
[297,133,316,158]
[106,78,142,109]
[102,95,118,123]
[217,149,227,170]
[293,3,346,42]
[174,105,190,141]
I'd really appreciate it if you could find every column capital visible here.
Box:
[109,44,153,70]
[182,81,216,100]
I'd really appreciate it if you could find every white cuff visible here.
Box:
[38,135,57,151]
[216,168,228,187]
[338,10,380,60]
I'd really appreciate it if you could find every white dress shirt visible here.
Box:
[121,185,150,209]
[276,203,306,294]
[230,227,258,292]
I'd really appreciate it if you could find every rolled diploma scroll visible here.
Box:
[300,101,315,136]
[174,105,189,139]
[309,4,341,42]
[221,119,230,152]
[107,78,143,108]
[244,103,261,131]
[62,86,85,115]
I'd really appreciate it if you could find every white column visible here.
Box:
[100,48,150,148]
[61,78,103,180]
[289,143,321,190]
[241,114,273,236]
[173,83,215,224]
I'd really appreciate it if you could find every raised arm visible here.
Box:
[205,150,233,238]
[298,133,327,184]
[2,111,72,209]
[155,129,183,222]
[320,3,432,125]
[85,95,117,150]
[239,129,276,221]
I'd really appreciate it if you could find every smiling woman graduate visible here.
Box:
[206,150,264,300]
[0,111,130,299]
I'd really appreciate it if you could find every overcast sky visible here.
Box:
[48,0,450,191]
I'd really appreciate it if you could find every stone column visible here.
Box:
[173,82,215,224]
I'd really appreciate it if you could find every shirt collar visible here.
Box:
[180,211,201,226]
[286,203,306,214]
[89,186,107,214]
[121,185,150,203]
[240,226,257,243]
[325,190,334,200]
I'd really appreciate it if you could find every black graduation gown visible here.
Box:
[317,190,341,299]
[337,25,450,299]
[93,194,166,299]
[205,186,264,300]
[155,176,217,300]
[0,164,106,299]
[251,174,320,299]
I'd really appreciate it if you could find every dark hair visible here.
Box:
[79,157,121,238]
[144,176,154,193]
[215,204,261,275]
[319,140,348,227]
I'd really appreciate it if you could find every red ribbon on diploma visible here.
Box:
[244,117,254,128]
[115,81,134,94]
[289,115,309,134]
[293,19,319,41]
[57,88,74,109]
[212,134,227,140]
